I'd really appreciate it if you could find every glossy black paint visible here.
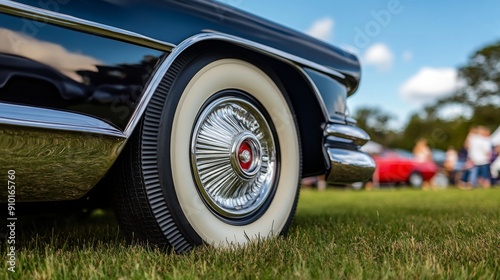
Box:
[11,0,361,93]
[304,68,348,122]
[0,13,164,129]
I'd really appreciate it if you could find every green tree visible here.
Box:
[356,42,499,151]
[426,41,500,129]
[405,41,500,149]
[395,113,470,151]
[353,107,397,147]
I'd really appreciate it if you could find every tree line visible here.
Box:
[355,41,500,151]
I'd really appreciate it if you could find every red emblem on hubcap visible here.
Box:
[238,140,253,170]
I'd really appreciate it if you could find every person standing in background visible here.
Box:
[413,138,434,189]
[444,146,458,185]
[491,144,500,186]
[459,126,478,189]
[413,138,432,162]
[467,126,492,188]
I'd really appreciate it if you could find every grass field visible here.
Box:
[2,188,499,279]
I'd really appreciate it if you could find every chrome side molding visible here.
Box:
[324,123,370,146]
[0,0,174,51]
[0,103,125,138]
[325,148,375,184]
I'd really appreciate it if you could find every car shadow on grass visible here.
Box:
[1,209,126,253]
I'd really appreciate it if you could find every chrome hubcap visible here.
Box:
[231,132,262,179]
[191,96,277,218]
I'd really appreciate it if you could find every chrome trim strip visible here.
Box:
[0,0,174,51]
[324,123,370,146]
[325,147,375,184]
[0,103,125,138]
[125,33,346,137]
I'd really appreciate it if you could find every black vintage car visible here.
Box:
[0,0,375,252]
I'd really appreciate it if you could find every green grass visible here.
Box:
[2,188,500,279]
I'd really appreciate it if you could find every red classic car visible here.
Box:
[372,150,438,187]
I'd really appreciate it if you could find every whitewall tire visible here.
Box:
[113,51,302,252]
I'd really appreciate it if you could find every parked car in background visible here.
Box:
[0,0,374,252]
[372,149,438,188]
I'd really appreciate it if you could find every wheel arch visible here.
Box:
[135,39,330,177]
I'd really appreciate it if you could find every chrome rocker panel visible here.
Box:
[0,126,126,202]
[0,104,127,201]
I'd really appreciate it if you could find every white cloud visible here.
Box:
[402,50,413,62]
[364,43,394,71]
[0,28,101,82]
[400,67,459,103]
[437,104,473,120]
[306,17,334,41]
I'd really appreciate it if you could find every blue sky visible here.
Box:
[220,0,500,129]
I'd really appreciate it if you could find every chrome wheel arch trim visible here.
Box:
[125,32,340,137]
[0,103,125,138]
[0,0,174,51]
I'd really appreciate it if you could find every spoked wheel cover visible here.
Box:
[191,95,277,220]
